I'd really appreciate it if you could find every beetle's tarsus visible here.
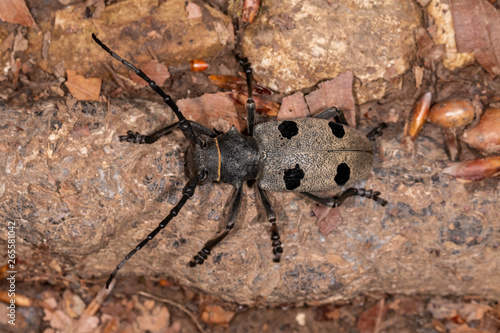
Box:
[302,188,388,209]
[119,131,146,144]
[366,122,388,141]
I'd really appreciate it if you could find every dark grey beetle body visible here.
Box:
[92,33,386,289]
[186,118,372,192]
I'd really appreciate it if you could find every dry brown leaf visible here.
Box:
[62,290,85,319]
[278,91,310,120]
[311,205,343,235]
[0,0,39,31]
[65,70,101,101]
[228,93,279,116]
[357,299,386,333]
[177,92,245,132]
[130,60,170,87]
[200,304,235,327]
[304,71,356,126]
[209,74,273,95]
[43,309,72,331]
[186,2,202,19]
[450,0,500,75]
[136,306,171,333]
[74,313,100,333]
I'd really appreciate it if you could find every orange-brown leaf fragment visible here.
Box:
[186,2,202,19]
[0,0,39,31]
[442,156,500,181]
[450,0,500,75]
[278,91,310,120]
[177,92,245,131]
[130,60,170,87]
[304,71,356,126]
[228,93,278,116]
[209,74,272,95]
[65,70,101,101]
[200,304,235,327]
[312,205,343,235]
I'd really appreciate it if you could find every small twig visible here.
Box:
[136,291,209,333]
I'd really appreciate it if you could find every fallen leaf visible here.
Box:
[304,71,356,126]
[0,0,39,31]
[43,309,72,331]
[186,2,202,19]
[209,74,273,95]
[136,306,170,333]
[65,70,101,101]
[177,92,245,132]
[62,290,85,319]
[74,313,100,333]
[450,0,500,75]
[228,92,279,116]
[200,304,235,327]
[278,91,310,120]
[130,60,170,87]
[311,205,343,235]
[357,299,386,333]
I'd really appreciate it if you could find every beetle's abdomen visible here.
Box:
[254,118,373,192]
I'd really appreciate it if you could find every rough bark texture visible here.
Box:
[242,0,422,103]
[1,98,498,306]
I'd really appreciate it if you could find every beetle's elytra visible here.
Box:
[91,33,387,288]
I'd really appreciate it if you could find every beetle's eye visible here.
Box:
[200,169,208,182]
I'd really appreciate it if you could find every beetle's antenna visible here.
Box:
[91,33,204,147]
[106,171,205,288]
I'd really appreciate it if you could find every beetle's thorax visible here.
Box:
[185,126,259,186]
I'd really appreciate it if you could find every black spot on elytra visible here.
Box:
[334,163,350,186]
[283,164,305,190]
[328,122,345,138]
[278,121,299,139]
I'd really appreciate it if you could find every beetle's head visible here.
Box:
[185,136,220,184]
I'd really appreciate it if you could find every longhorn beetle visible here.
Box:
[92,33,387,288]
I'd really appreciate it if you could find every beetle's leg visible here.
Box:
[189,185,243,267]
[257,186,283,262]
[237,55,256,136]
[365,123,387,141]
[92,33,204,147]
[301,189,387,208]
[119,121,217,144]
[106,170,205,288]
[314,107,349,126]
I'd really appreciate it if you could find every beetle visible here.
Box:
[91,34,387,288]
